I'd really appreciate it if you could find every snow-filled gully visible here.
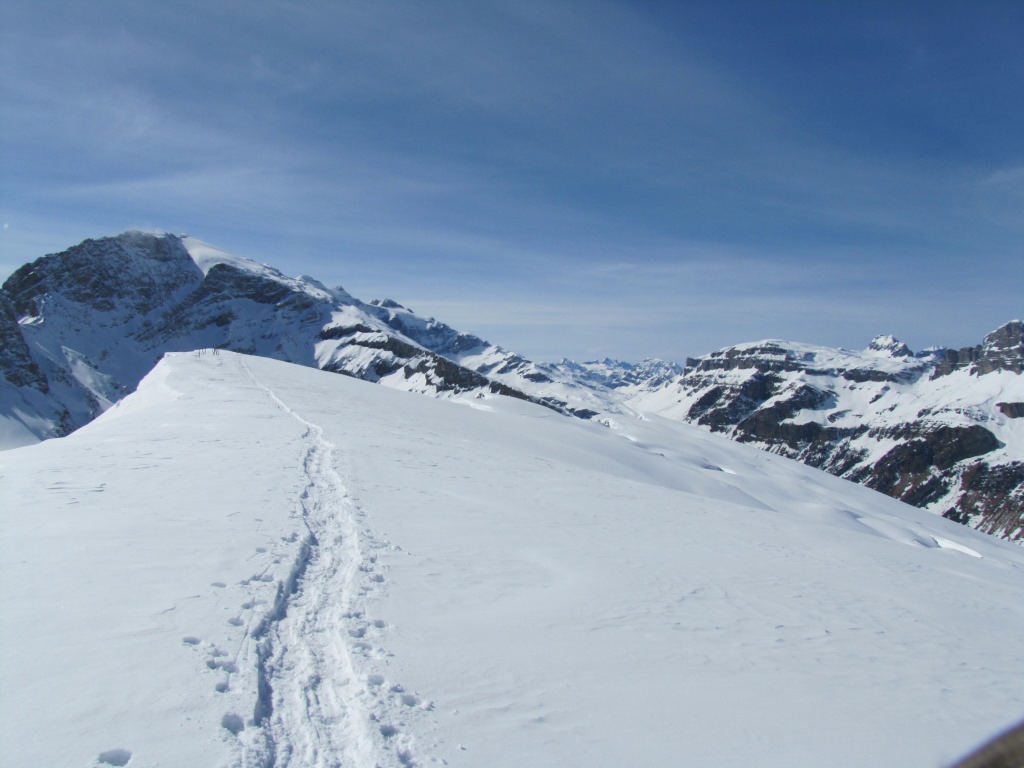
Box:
[237,358,413,767]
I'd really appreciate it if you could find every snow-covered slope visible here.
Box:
[628,327,1024,543]
[2,351,1023,767]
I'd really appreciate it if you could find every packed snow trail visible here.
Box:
[238,356,385,767]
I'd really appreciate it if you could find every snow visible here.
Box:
[0,404,50,448]
[182,236,270,277]
[2,351,1023,767]
[181,236,351,303]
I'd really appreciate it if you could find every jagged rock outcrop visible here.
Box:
[933,320,1024,377]
[0,292,47,392]
[997,402,1024,419]
[629,325,1024,543]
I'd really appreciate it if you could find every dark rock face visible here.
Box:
[688,372,781,431]
[997,402,1024,419]
[933,321,1024,377]
[947,461,1024,538]
[863,425,1001,500]
[0,291,47,392]
[5,232,201,317]
[685,342,808,375]
[977,321,1024,375]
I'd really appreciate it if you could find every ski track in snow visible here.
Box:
[236,356,419,768]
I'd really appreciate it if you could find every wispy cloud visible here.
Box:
[2,1,1019,360]
[976,166,1024,231]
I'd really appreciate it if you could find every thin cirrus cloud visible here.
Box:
[1,0,1020,361]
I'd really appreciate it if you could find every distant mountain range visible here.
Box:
[624,327,1023,542]
[2,231,1021,542]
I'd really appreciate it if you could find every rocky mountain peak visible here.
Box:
[867,335,912,357]
[3,231,201,318]
[370,298,409,311]
[933,319,1024,377]
[978,320,1023,375]
[1,231,565,448]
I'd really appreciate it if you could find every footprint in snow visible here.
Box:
[96,748,132,766]
[221,713,245,735]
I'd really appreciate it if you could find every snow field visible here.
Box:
[1,352,311,766]
[2,350,1023,767]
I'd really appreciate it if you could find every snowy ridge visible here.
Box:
[3,351,1024,766]
[183,236,353,304]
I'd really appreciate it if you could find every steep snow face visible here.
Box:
[2,351,1023,767]
[631,328,1024,542]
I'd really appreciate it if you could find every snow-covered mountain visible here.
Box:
[626,326,1024,543]
[0,231,578,449]
[3,350,1023,767]
[2,231,1022,544]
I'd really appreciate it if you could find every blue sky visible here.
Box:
[2,1,1021,362]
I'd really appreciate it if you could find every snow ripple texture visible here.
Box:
[237,358,417,768]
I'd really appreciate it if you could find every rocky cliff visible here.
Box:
[627,325,1024,542]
